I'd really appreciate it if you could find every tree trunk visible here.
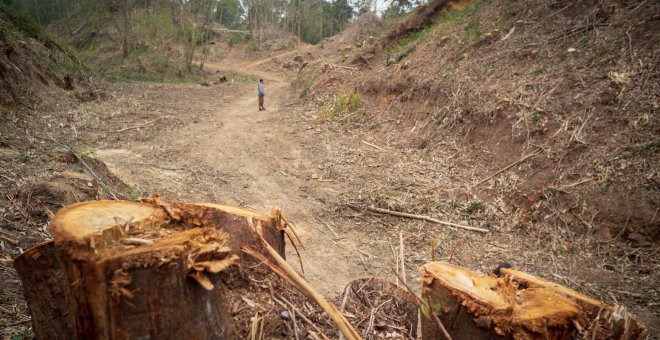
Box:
[15,198,287,339]
[420,262,649,340]
[14,241,74,340]
[121,0,131,58]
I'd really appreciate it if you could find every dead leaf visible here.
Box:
[242,296,257,308]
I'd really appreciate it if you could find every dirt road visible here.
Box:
[94,53,382,296]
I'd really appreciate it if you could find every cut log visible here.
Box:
[15,198,289,339]
[420,262,649,340]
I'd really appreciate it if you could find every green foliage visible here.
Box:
[387,17,441,61]
[435,107,449,125]
[228,32,246,46]
[245,40,260,53]
[420,302,430,319]
[320,90,366,123]
[127,191,141,201]
[231,73,258,83]
[464,201,485,214]
[349,92,361,112]
[531,110,541,124]
[10,328,31,340]
[1,26,16,46]
[143,13,177,37]
[535,53,548,62]
[436,0,482,40]
[382,0,414,19]
[337,91,348,108]
[464,1,482,39]
[600,176,613,194]
[626,140,660,157]
[78,150,96,159]
[0,2,46,41]
[420,301,442,320]
[215,0,244,29]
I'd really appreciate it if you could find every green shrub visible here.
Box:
[350,92,361,112]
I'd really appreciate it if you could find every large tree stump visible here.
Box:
[420,262,648,340]
[15,198,289,339]
[14,241,73,340]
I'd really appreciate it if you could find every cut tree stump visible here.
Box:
[15,197,291,339]
[420,262,649,340]
[14,241,73,340]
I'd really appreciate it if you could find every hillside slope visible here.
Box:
[0,5,85,108]
[294,0,659,331]
[0,7,131,338]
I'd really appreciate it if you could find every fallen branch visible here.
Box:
[116,117,165,133]
[399,231,407,285]
[47,134,118,200]
[244,238,361,340]
[329,64,358,71]
[474,148,542,187]
[366,206,489,233]
[501,26,515,41]
[0,234,18,245]
[209,28,251,35]
[560,178,593,191]
[314,218,341,239]
[361,140,383,150]
[326,225,341,239]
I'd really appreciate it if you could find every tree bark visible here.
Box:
[121,0,131,58]
[420,262,649,340]
[15,198,287,339]
[14,241,74,340]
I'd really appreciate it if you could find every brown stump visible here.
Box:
[15,198,289,339]
[420,262,649,340]
[14,241,73,340]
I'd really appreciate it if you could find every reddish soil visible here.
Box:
[292,0,659,334]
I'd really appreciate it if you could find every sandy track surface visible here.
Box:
[94,53,379,296]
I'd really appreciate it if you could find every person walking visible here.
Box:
[257,79,266,111]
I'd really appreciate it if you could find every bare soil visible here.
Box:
[1,2,659,337]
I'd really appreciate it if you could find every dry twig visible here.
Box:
[365,206,489,233]
[399,230,407,285]
[361,140,383,150]
[329,64,359,71]
[244,238,361,340]
[47,134,118,200]
[474,148,542,187]
[116,117,165,133]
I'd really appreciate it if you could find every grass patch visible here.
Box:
[349,92,361,112]
[127,191,141,201]
[78,150,96,159]
[321,90,366,125]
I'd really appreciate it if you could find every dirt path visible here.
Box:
[94,53,380,296]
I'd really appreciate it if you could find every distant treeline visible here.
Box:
[0,0,418,45]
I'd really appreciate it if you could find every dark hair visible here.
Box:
[259,79,263,82]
